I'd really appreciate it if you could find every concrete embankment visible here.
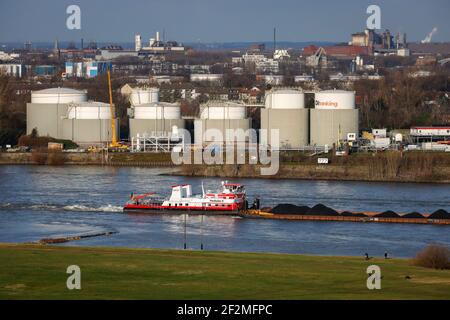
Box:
[1,151,450,183]
[177,152,450,183]
[0,152,174,167]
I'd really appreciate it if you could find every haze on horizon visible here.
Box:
[0,0,449,44]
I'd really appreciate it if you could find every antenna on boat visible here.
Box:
[201,181,205,197]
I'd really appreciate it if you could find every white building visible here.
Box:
[0,64,23,77]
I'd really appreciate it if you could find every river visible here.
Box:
[0,165,449,258]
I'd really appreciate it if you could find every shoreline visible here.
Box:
[1,151,450,184]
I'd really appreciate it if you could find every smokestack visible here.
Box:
[156,31,160,42]
[273,27,276,52]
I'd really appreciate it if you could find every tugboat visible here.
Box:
[124,181,246,214]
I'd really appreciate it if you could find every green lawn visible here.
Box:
[1,244,450,300]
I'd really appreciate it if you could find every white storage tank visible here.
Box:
[133,102,181,120]
[314,90,355,110]
[31,88,87,104]
[130,87,159,106]
[200,102,246,119]
[261,89,308,148]
[310,90,359,146]
[67,102,111,119]
[265,89,305,109]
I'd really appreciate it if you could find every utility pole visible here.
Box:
[200,214,204,250]
[184,213,187,250]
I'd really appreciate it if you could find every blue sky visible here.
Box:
[0,0,449,43]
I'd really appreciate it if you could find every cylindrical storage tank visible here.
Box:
[31,88,87,104]
[265,90,305,109]
[200,102,246,119]
[68,102,112,119]
[130,87,159,106]
[314,90,355,110]
[133,102,181,120]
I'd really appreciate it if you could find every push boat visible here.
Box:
[124,181,246,214]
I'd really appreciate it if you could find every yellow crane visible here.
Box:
[107,69,120,148]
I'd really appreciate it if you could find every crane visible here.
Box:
[107,69,120,148]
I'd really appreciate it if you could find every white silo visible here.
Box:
[310,90,359,147]
[27,88,118,144]
[130,87,159,106]
[31,87,87,104]
[129,102,185,139]
[194,101,251,145]
[261,89,308,149]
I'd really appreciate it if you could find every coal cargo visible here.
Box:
[403,212,426,219]
[340,211,367,217]
[428,209,450,220]
[375,211,400,218]
[306,204,339,216]
[270,204,310,215]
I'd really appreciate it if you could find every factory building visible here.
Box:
[194,101,251,146]
[128,87,185,141]
[27,88,119,145]
[310,90,359,147]
[261,90,309,149]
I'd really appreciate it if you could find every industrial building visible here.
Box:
[194,101,251,145]
[261,90,309,149]
[310,90,359,147]
[26,88,119,145]
[128,87,186,150]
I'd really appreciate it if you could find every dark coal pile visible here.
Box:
[270,204,311,215]
[374,211,400,218]
[402,212,426,219]
[306,204,339,216]
[340,211,367,217]
[428,209,450,219]
[353,213,369,217]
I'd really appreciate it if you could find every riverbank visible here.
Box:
[1,151,450,183]
[1,244,450,299]
[178,151,450,183]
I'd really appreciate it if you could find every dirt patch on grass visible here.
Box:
[4,283,26,290]
[409,277,450,285]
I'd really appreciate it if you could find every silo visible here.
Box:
[130,87,159,106]
[194,101,251,145]
[129,102,185,139]
[310,90,359,147]
[27,88,119,144]
[261,89,308,149]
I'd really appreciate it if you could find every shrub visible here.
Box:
[47,150,65,165]
[31,149,47,165]
[413,245,450,270]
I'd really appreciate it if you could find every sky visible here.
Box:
[0,0,449,43]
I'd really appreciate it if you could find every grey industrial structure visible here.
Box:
[261,90,309,149]
[26,88,118,145]
[309,90,359,146]
[261,89,359,148]
[194,101,251,145]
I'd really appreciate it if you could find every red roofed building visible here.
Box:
[303,45,371,58]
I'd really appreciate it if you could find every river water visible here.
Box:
[0,165,449,258]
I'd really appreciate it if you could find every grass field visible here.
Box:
[1,244,450,300]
